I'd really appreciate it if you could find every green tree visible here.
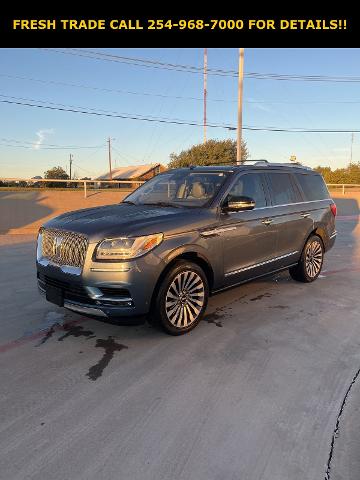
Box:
[168,139,249,169]
[44,166,69,188]
[314,166,333,183]
[315,162,360,184]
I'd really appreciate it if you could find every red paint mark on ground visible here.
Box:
[0,318,86,354]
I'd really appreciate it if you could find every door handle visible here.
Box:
[301,212,310,218]
[262,218,273,226]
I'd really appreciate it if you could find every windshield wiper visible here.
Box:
[122,200,137,205]
[142,202,182,208]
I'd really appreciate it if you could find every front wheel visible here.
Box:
[289,234,324,283]
[153,260,209,335]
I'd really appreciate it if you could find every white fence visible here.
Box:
[1,178,360,197]
[327,184,360,195]
[0,178,145,198]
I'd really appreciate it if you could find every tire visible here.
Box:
[152,260,209,335]
[289,234,324,283]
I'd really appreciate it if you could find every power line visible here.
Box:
[41,48,234,77]
[0,72,225,103]
[246,100,360,104]
[42,48,360,83]
[111,145,140,163]
[0,93,199,123]
[2,96,360,133]
[72,146,107,176]
[0,141,104,150]
[0,95,227,127]
[245,73,360,83]
[0,142,32,149]
[72,162,97,176]
[4,72,360,105]
[0,137,104,149]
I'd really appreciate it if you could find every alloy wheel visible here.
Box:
[305,240,323,278]
[165,270,205,328]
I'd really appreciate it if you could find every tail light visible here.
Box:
[330,203,337,217]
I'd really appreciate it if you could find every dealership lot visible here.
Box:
[0,215,360,479]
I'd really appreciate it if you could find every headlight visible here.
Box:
[95,233,163,261]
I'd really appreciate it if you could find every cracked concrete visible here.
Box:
[325,367,360,480]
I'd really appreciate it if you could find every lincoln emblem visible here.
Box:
[53,236,62,256]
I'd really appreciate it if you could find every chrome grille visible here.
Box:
[40,228,88,268]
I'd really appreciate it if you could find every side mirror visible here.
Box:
[223,195,256,212]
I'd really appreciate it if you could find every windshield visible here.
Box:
[123,170,229,207]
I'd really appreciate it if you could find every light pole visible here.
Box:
[237,48,245,164]
[69,153,73,180]
[203,48,207,143]
[107,137,113,181]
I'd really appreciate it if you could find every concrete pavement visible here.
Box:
[0,190,130,234]
[0,216,359,479]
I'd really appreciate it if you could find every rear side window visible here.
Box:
[294,173,330,201]
[227,173,267,208]
[266,173,300,206]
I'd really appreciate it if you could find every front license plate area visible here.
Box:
[46,285,64,307]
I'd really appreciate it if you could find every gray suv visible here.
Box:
[37,162,337,335]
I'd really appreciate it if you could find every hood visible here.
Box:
[43,203,215,242]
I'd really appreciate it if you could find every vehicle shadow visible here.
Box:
[331,195,360,216]
[0,191,53,234]
[0,189,132,234]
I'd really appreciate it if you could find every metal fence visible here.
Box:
[1,178,360,197]
[0,178,145,198]
[326,184,360,194]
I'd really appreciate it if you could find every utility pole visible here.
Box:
[237,48,245,164]
[350,132,354,165]
[107,137,113,181]
[69,154,73,180]
[203,48,208,143]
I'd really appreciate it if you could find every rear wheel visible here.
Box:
[289,234,324,283]
[153,260,209,335]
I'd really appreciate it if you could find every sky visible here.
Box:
[0,47,359,179]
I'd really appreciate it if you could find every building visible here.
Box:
[96,163,166,188]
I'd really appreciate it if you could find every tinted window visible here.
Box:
[294,173,330,201]
[125,170,229,207]
[227,173,267,208]
[266,173,299,205]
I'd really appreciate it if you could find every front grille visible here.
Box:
[40,227,88,268]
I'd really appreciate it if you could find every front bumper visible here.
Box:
[38,283,107,317]
[37,285,146,324]
[37,274,140,318]
[36,249,164,318]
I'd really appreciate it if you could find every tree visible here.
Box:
[44,166,69,188]
[168,139,249,169]
[315,162,360,184]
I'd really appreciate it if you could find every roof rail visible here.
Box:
[241,160,312,170]
[242,159,269,165]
